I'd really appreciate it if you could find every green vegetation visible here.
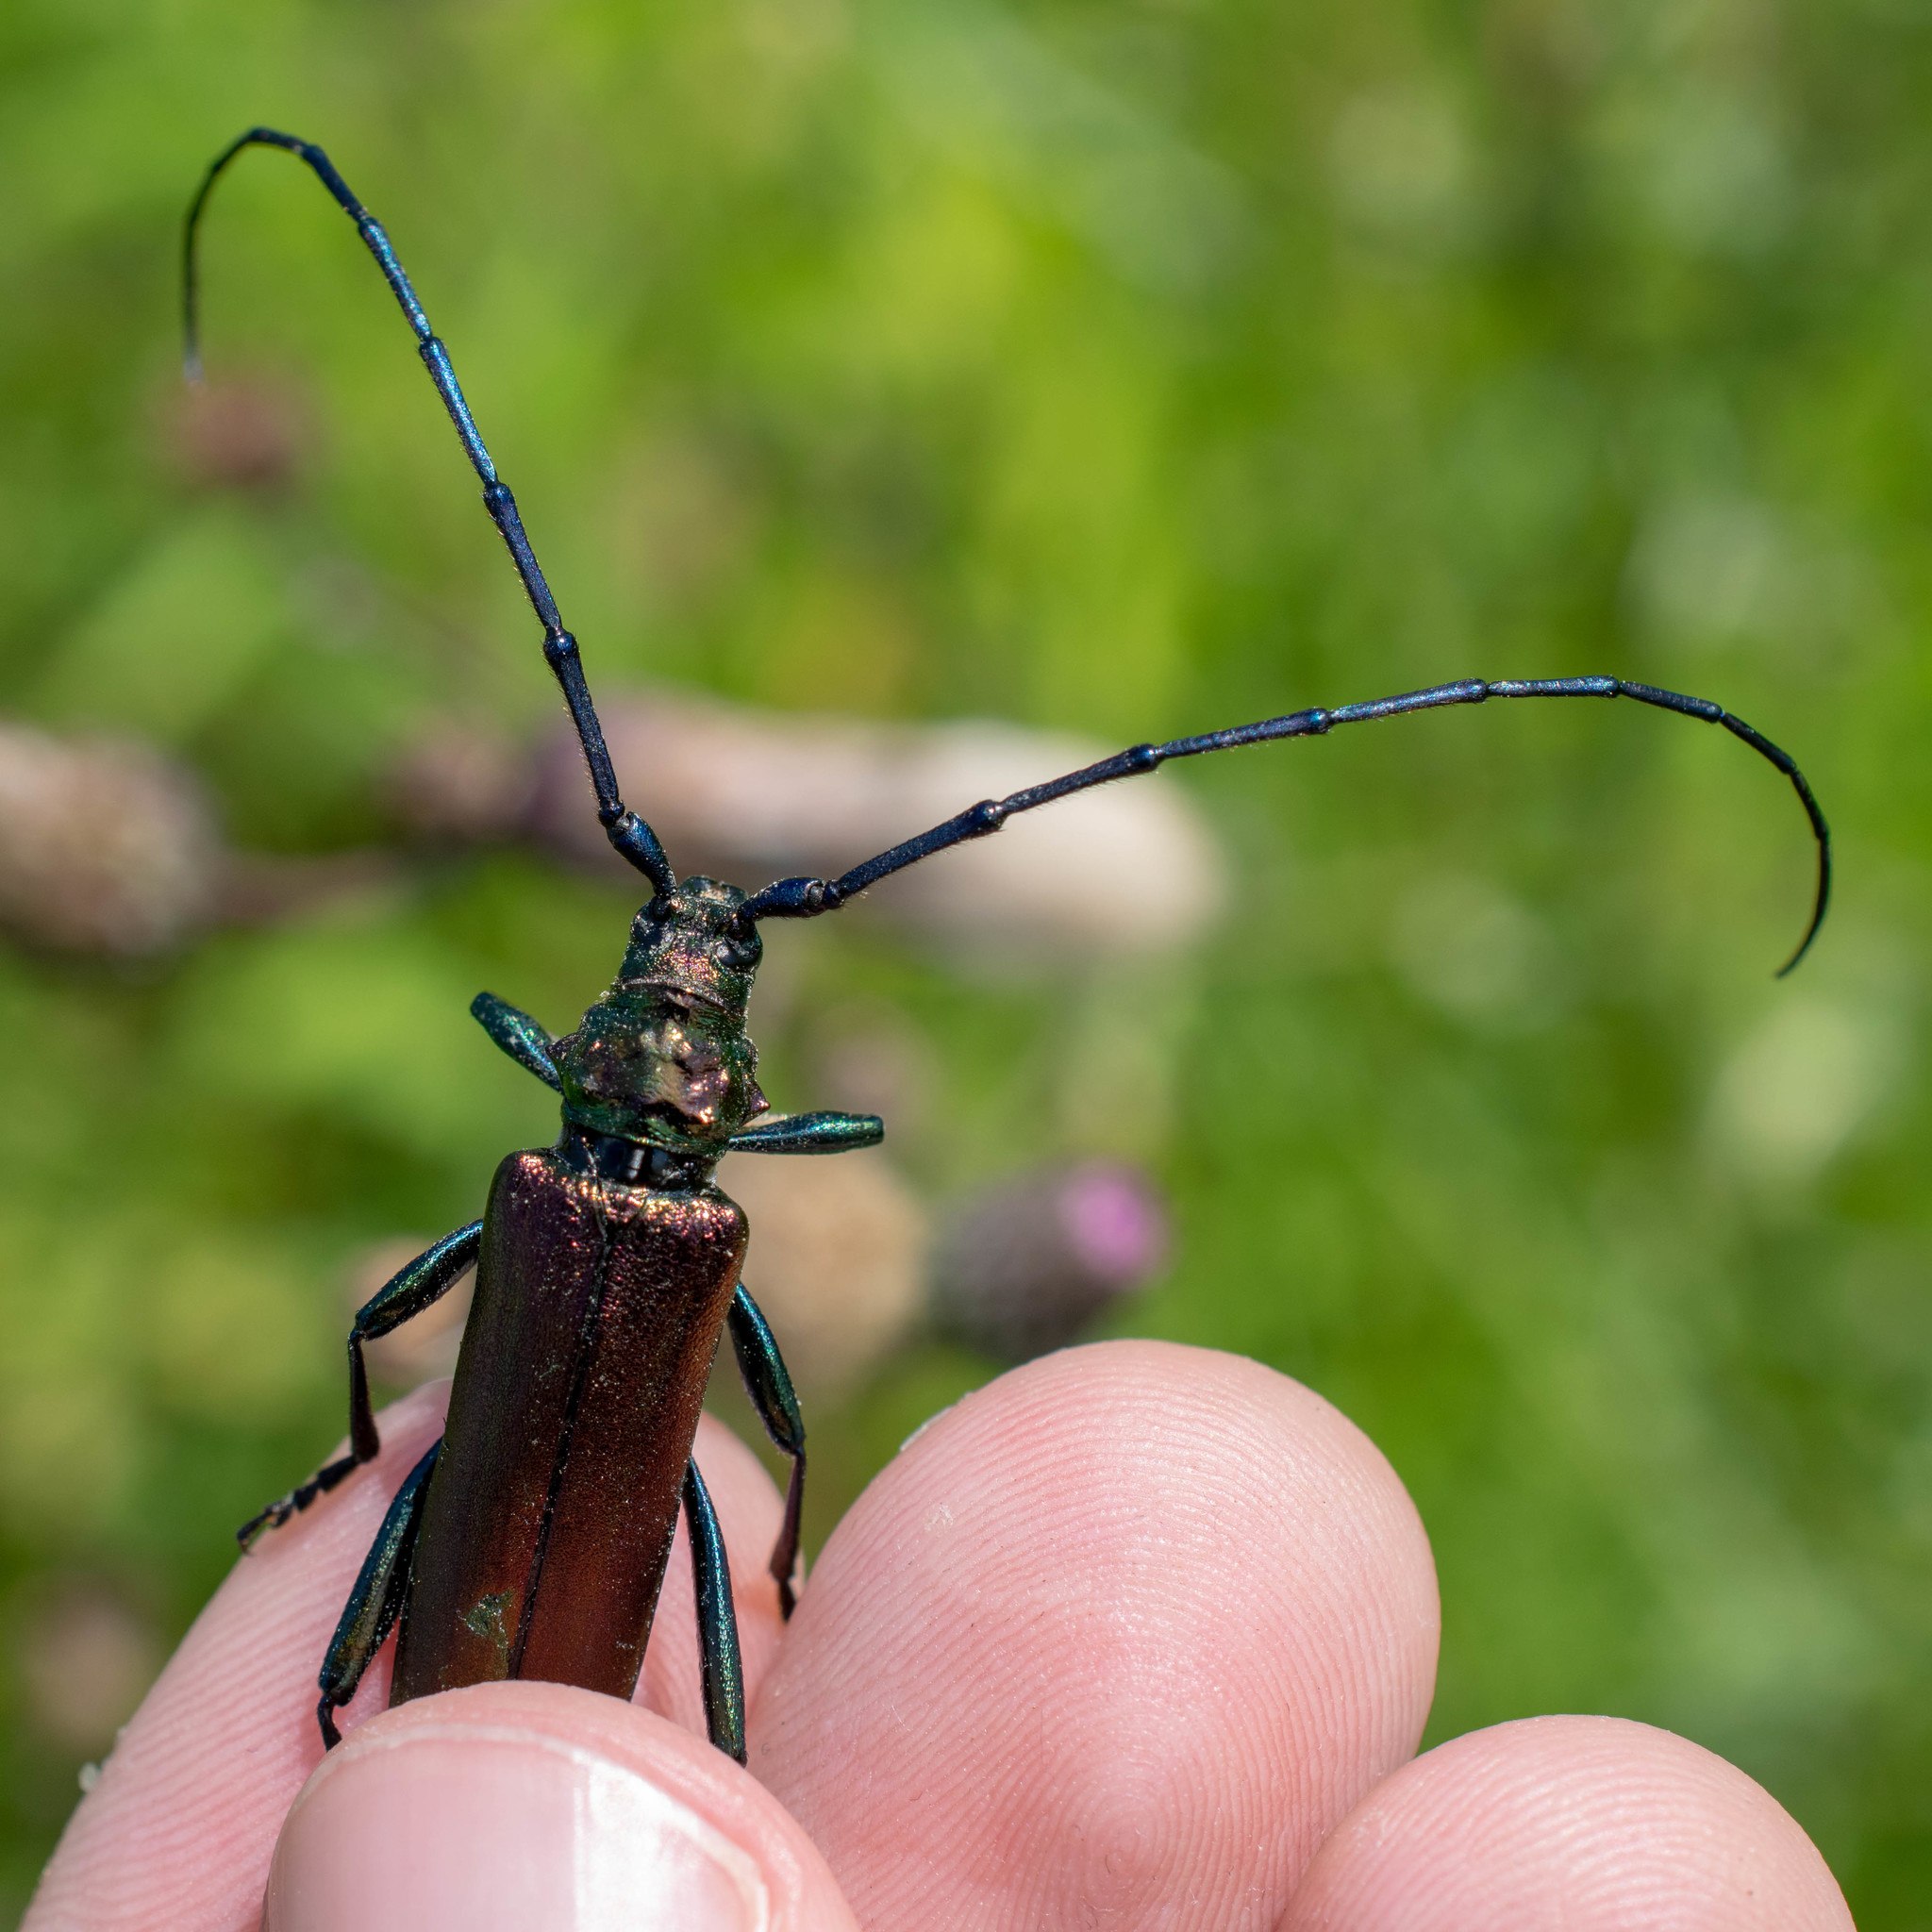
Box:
[3,0,1929,1918]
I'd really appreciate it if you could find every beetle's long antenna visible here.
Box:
[183,127,675,898]
[741,675,1832,976]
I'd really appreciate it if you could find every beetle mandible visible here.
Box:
[186,127,1834,1764]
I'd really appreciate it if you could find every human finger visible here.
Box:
[752,1340,1441,1929]
[1279,1714,1853,1931]
[25,1384,451,1932]
[25,1388,782,1930]
[260,1679,858,1931]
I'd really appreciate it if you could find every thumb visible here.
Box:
[262,1681,857,1932]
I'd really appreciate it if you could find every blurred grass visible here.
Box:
[4,0,1932,1918]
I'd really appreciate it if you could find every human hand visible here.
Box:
[26,1341,1852,1930]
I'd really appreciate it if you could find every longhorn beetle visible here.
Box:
[186,128,1833,1763]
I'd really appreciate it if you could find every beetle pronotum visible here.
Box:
[187,127,1832,1761]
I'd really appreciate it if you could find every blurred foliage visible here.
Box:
[4,0,1931,1919]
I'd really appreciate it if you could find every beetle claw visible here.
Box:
[234,1499,286,1545]
[237,1448,362,1550]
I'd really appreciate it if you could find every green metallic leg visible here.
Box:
[684,1458,746,1763]
[727,1284,807,1619]
[470,991,562,1091]
[341,1221,484,1459]
[316,1438,440,1750]
[239,1220,481,1548]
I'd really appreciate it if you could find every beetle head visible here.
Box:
[553,878,767,1151]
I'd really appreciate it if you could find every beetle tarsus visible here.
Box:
[239,1220,485,1552]
[237,1449,362,1550]
[772,1456,806,1621]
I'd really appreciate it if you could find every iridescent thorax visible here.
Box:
[553,878,767,1152]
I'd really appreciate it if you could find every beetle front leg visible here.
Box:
[726,1284,807,1618]
[683,1458,746,1763]
[317,1438,441,1749]
[238,1220,482,1548]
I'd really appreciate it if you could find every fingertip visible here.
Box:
[26,1391,796,1927]
[262,1681,856,1931]
[755,1340,1440,1927]
[1283,1714,1854,1931]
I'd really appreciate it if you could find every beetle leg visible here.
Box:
[726,1110,882,1155]
[726,1284,807,1619]
[237,1451,362,1551]
[343,1221,484,1460]
[683,1458,746,1763]
[316,1438,441,1750]
[238,1221,482,1549]
[470,991,562,1091]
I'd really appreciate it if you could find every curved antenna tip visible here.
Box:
[1772,842,1831,980]
[1774,938,1813,981]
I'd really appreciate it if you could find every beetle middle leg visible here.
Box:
[727,1284,807,1618]
[683,1458,746,1763]
[238,1220,482,1547]
[316,1437,441,1749]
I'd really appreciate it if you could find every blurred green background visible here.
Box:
[3,0,1929,1919]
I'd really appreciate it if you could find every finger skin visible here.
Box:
[25,1386,450,1932]
[261,1682,858,1931]
[752,1341,1441,1930]
[1280,1715,1854,1932]
[25,1388,784,1932]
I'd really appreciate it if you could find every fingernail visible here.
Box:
[263,1722,771,1931]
